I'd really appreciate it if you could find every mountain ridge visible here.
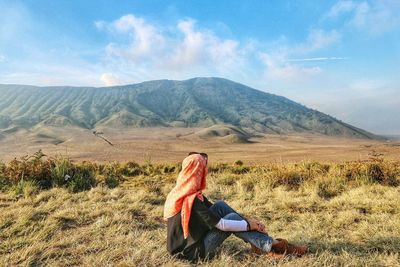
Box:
[0,77,380,139]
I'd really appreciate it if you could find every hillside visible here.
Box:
[0,77,378,139]
[188,125,252,144]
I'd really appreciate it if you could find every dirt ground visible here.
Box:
[1,126,399,164]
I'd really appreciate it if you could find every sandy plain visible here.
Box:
[1,126,399,163]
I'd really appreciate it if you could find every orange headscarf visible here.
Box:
[163,154,208,239]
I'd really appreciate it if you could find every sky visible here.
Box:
[0,0,399,135]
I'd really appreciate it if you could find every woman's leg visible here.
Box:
[209,200,244,218]
[205,201,307,258]
[203,201,240,258]
[203,227,231,258]
[204,200,273,257]
[223,212,273,252]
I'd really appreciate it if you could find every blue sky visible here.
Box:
[0,0,399,134]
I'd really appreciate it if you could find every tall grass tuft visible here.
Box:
[103,162,123,188]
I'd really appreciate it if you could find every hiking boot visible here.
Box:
[250,244,264,255]
[271,238,308,257]
[250,244,285,260]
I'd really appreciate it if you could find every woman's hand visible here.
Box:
[247,218,267,234]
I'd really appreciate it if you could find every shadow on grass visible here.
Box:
[194,236,400,265]
[306,236,400,255]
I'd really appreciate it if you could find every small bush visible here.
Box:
[121,161,142,176]
[68,165,96,192]
[0,175,10,191]
[367,162,399,186]
[231,166,250,174]
[51,156,74,187]
[217,174,237,186]
[162,165,177,174]
[103,162,123,188]
[316,177,346,200]
[5,150,53,188]
[11,179,39,198]
[208,163,229,173]
[0,160,5,175]
[234,160,243,166]
[274,169,307,189]
[105,175,119,188]
[344,162,365,183]
[368,163,384,183]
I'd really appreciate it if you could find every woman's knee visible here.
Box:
[214,200,227,207]
[210,200,228,212]
[223,212,243,221]
[210,200,238,217]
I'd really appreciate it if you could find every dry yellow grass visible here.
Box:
[1,159,399,266]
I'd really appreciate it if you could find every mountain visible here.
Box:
[0,77,379,139]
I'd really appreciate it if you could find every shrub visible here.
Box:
[162,164,177,174]
[368,163,384,183]
[11,179,39,198]
[67,164,96,192]
[5,150,53,188]
[231,166,250,174]
[0,160,5,175]
[272,167,309,189]
[105,175,119,188]
[121,161,142,176]
[103,162,123,188]
[234,160,243,166]
[303,161,330,175]
[367,162,399,186]
[316,177,346,200]
[51,156,74,187]
[208,163,229,173]
[0,175,10,191]
[344,162,365,183]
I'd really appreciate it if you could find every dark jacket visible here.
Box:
[166,196,221,262]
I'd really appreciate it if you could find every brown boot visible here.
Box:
[250,244,264,255]
[271,238,308,257]
[250,244,285,260]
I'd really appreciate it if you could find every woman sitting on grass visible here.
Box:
[163,152,308,262]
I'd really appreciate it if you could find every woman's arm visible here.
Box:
[214,218,249,231]
[214,218,267,233]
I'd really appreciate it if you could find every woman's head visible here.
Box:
[187,151,208,165]
[164,153,208,218]
[176,153,208,191]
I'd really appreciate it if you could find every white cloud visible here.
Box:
[326,0,357,18]
[165,19,207,69]
[96,15,247,81]
[326,0,400,35]
[258,28,341,82]
[94,14,346,86]
[103,14,165,62]
[164,19,241,72]
[0,54,5,62]
[94,20,106,30]
[260,53,321,82]
[297,29,341,53]
[100,73,122,86]
[288,57,347,62]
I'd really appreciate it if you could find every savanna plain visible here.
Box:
[0,128,399,266]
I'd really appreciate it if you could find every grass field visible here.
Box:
[1,153,399,266]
